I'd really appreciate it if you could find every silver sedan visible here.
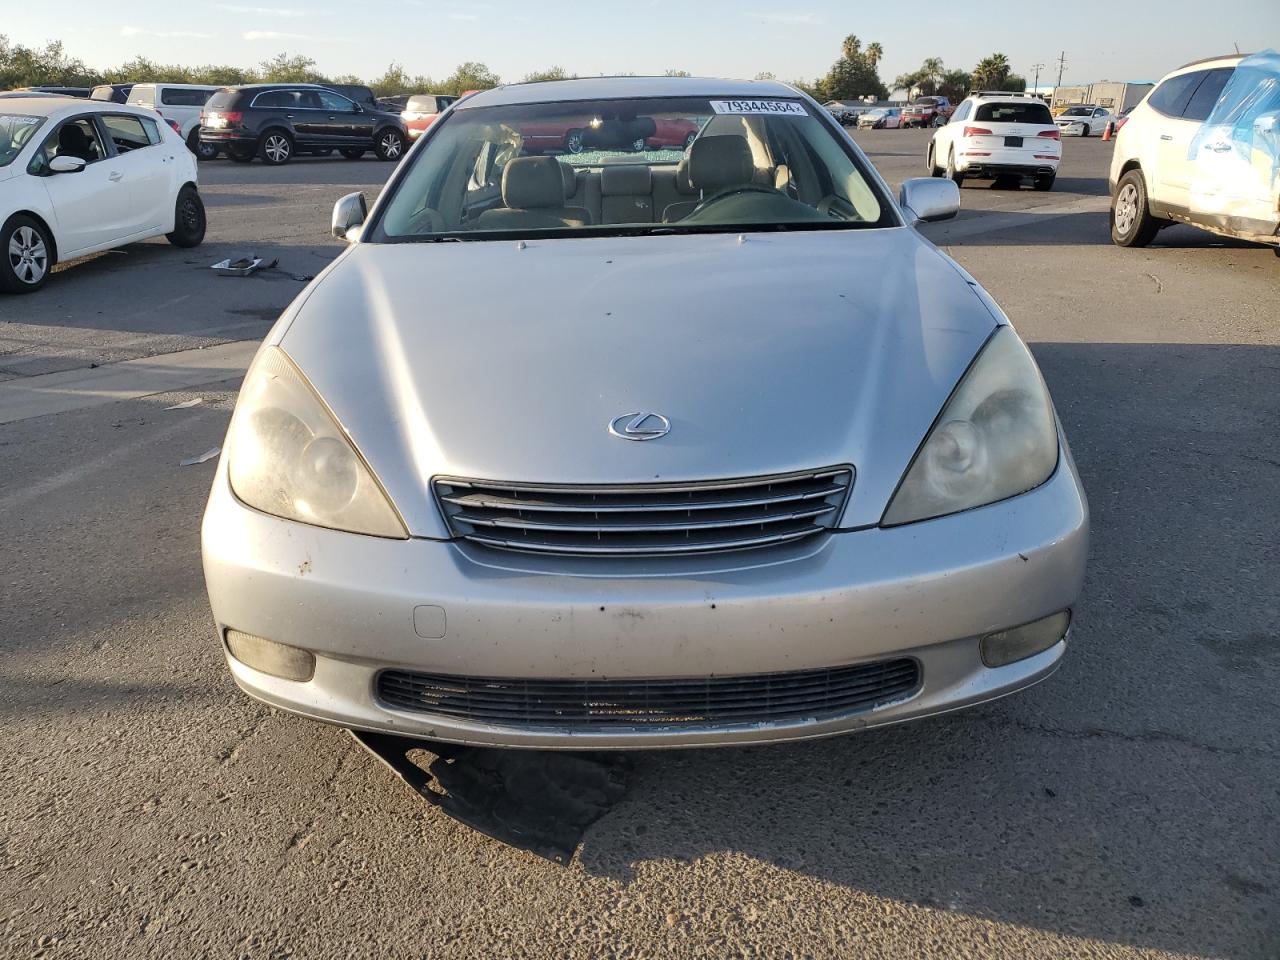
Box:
[202,76,1088,749]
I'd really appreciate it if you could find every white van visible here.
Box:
[127,83,220,159]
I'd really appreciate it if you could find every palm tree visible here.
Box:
[920,57,945,90]
[973,53,1012,90]
[866,42,884,68]
[841,34,862,63]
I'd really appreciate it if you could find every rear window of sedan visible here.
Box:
[976,102,1054,124]
[0,114,46,167]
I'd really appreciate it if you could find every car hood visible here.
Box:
[279,228,999,537]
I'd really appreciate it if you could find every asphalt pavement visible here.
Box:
[0,129,1276,960]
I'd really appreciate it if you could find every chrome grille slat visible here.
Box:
[434,467,853,557]
[376,659,921,729]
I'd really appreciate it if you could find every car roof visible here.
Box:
[130,81,218,89]
[0,97,156,119]
[1172,53,1246,73]
[458,76,801,109]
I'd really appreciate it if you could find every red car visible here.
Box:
[402,94,459,140]
[901,96,954,128]
[516,114,702,154]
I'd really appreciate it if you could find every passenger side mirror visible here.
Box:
[49,156,86,174]
[900,178,960,223]
[332,191,368,241]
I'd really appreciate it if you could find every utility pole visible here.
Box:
[1056,51,1068,91]
[1031,62,1045,94]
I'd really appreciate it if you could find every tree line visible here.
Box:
[2,32,1026,103]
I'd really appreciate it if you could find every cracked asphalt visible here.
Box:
[0,131,1277,959]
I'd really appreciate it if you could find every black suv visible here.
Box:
[198,84,407,165]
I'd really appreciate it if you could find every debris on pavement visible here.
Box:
[180,447,221,466]
[350,730,631,864]
[211,256,273,277]
[165,398,204,410]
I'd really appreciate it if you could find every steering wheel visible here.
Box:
[687,183,781,217]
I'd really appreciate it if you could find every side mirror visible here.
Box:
[900,177,960,223]
[332,191,368,241]
[49,155,86,174]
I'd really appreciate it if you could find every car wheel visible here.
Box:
[0,214,52,294]
[926,144,942,177]
[228,147,254,163]
[259,130,293,165]
[1111,169,1161,247]
[341,147,365,160]
[166,186,206,248]
[1033,172,1056,192]
[375,128,405,161]
[1082,124,1091,138]
[564,130,585,154]
[946,148,964,186]
[187,131,218,161]
[683,132,697,150]
[631,138,647,152]
[311,148,335,157]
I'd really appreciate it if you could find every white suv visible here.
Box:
[127,83,220,160]
[1109,53,1280,251]
[928,92,1061,191]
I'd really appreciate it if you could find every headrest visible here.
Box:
[558,161,577,199]
[675,157,696,195]
[688,136,755,192]
[601,165,652,196]
[502,157,567,209]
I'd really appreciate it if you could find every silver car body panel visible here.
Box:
[278,229,999,538]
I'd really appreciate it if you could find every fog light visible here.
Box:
[225,629,316,682]
[980,611,1071,668]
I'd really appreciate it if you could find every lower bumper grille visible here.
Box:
[376,659,921,730]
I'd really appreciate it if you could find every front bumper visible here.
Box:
[202,451,1089,749]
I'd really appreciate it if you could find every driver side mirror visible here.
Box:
[332,191,368,241]
[49,156,86,174]
[900,178,960,223]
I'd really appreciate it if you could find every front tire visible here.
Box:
[228,146,254,163]
[1082,124,1091,138]
[374,128,405,161]
[166,186,206,248]
[340,147,365,160]
[564,129,585,154]
[259,130,293,165]
[926,143,941,176]
[1111,169,1161,247]
[1,214,53,294]
[945,148,964,186]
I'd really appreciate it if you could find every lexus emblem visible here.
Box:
[609,412,671,441]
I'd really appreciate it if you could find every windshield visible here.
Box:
[913,98,940,106]
[372,95,893,241]
[0,114,46,167]
[1061,106,1093,116]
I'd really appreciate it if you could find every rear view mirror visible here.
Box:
[900,178,960,223]
[49,156,86,174]
[332,191,368,241]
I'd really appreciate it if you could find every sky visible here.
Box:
[4,0,1278,89]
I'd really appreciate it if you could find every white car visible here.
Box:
[1110,52,1280,251]
[1055,104,1115,137]
[928,92,1061,190]
[0,98,205,294]
[126,83,220,160]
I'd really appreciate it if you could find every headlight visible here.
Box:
[227,346,407,539]
[883,327,1058,526]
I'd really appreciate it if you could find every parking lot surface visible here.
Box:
[1,129,1276,959]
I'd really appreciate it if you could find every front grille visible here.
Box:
[376,659,920,729]
[433,468,853,557]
